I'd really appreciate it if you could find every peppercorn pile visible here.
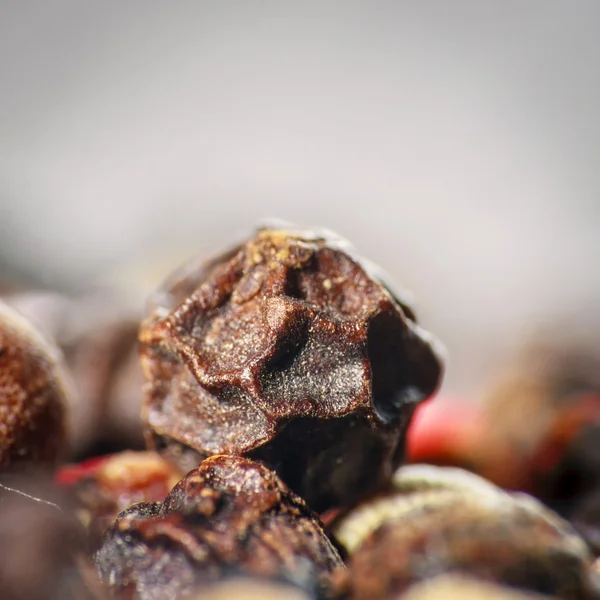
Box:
[1,225,599,600]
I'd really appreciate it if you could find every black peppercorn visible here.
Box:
[139,226,443,511]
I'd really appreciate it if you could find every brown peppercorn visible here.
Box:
[0,300,70,467]
[480,343,600,556]
[94,455,344,600]
[4,290,145,458]
[139,226,443,511]
[337,465,596,600]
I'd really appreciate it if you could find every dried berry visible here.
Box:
[477,343,600,494]
[140,226,443,511]
[486,346,600,558]
[4,290,145,458]
[334,464,502,554]
[406,344,600,555]
[0,300,70,467]
[337,465,595,600]
[406,396,484,469]
[95,455,344,600]
[56,451,182,548]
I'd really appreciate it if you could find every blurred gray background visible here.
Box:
[1,1,599,394]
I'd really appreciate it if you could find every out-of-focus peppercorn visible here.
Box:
[400,574,553,600]
[0,474,106,600]
[139,226,443,511]
[4,291,145,459]
[0,300,71,467]
[335,464,596,600]
[407,343,600,556]
[481,344,600,558]
[56,451,183,548]
[182,578,316,600]
[95,455,344,600]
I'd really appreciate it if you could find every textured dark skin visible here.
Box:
[0,300,68,467]
[94,455,344,600]
[140,227,442,511]
[346,490,596,600]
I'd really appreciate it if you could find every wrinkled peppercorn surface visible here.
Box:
[95,455,344,600]
[140,227,443,510]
